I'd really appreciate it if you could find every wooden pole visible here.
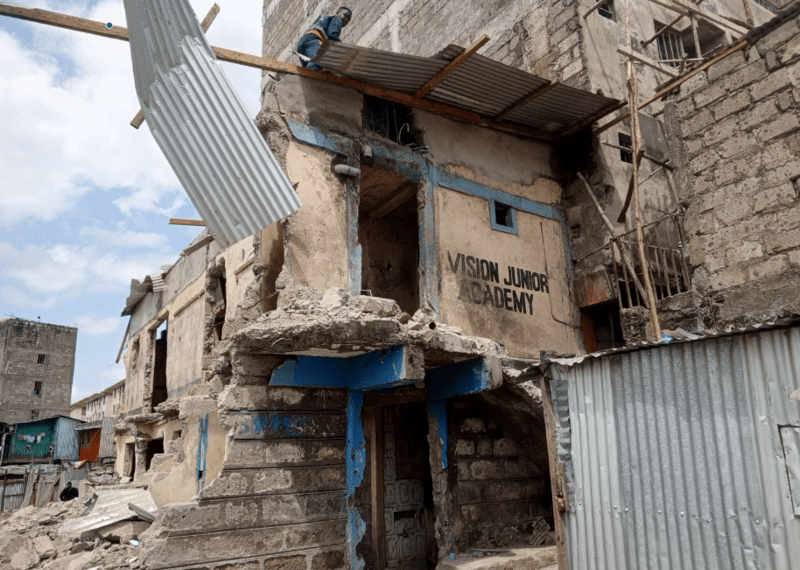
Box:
[577,173,650,307]
[742,0,755,27]
[130,3,221,129]
[591,38,748,136]
[690,14,702,59]
[583,0,608,19]
[626,0,662,339]
[617,45,678,78]
[0,2,561,142]
[541,372,570,570]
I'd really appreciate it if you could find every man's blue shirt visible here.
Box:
[311,14,343,41]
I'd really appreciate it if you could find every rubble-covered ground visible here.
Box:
[0,499,144,570]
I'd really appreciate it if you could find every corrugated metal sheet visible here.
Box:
[98,417,116,459]
[123,0,300,249]
[0,479,25,512]
[313,42,619,133]
[547,325,800,570]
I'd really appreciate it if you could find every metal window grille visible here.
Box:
[36,354,45,364]
[33,382,42,396]
[656,29,685,67]
[754,0,778,13]
[598,3,614,19]
[618,134,633,163]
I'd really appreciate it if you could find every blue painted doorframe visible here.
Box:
[268,346,500,570]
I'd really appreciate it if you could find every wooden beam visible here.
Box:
[540,372,570,570]
[642,0,703,47]
[169,218,207,226]
[131,3,220,129]
[593,38,747,136]
[493,81,557,122]
[414,34,489,98]
[0,3,564,142]
[617,45,678,78]
[583,0,608,18]
[646,0,748,36]
[603,141,673,170]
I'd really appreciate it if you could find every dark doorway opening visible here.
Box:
[357,400,436,570]
[359,166,420,315]
[124,442,136,480]
[580,302,624,352]
[145,438,164,471]
[152,320,168,407]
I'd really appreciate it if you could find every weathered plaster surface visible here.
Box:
[437,187,581,357]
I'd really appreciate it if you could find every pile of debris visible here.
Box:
[85,463,119,487]
[0,484,157,570]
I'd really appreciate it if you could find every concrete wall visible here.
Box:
[437,187,581,358]
[141,383,349,570]
[123,235,257,414]
[664,14,800,326]
[0,319,77,424]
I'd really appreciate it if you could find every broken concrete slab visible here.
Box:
[98,520,151,542]
[60,488,157,539]
[33,535,56,559]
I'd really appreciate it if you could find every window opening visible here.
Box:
[598,2,614,20]
[655,26,685,67]
[31,410,39,420]
[33,381,42,396]
[145,438,164,471]
[618,134,633,163]
[151,320,168,408]
[580,303,625,352]
[37,354,46,365]
[363,95,418,146]
[490,200,518,235]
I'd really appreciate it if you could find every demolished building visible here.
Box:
[1,0,799,568]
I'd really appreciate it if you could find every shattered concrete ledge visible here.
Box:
[232,287,510,370]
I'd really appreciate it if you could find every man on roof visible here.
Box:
[297,7,352,70]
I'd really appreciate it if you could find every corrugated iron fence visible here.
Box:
[547,325,800,570]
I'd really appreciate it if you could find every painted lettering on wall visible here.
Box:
[446,251,549,315]
[237,412,307,437]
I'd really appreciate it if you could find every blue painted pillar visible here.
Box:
[346,390,366,570]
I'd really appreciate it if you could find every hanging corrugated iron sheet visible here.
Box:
[123,0,300,249]
[99,417,116,458]
[0,480,25,512]
[547,325,800,570]
[313,42,619,133]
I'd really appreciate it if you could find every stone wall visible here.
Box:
[448,390,552,551]
[0,319,77,424]
[665,12,800,326]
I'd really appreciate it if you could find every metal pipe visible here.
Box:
[333,164,361,177]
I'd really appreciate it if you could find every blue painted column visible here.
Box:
[346,390,366,570]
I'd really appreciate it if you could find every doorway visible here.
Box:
[145,438,164,471]
[359,166,420,315]
[357,400,436,569]
[152,320,168,407]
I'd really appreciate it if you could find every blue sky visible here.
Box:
[0,0,264,402]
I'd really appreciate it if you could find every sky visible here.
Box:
[0,0,265,403]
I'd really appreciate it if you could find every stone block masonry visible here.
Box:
[0,318,77,424]
[667,14,800,326]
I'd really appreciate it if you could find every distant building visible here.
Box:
[0,318,77,424]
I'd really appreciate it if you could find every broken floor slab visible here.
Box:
[437,546,557,570]
[59,488,157,540]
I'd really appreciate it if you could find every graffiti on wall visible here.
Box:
[237,412,307,437]
[446,251,549,315]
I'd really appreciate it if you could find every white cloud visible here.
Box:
[0,0,264,226]
[75,314,120,336]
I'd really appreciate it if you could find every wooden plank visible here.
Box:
[540,372,569,570]
[0,3,563,142]
[365,407,386,569]
[493,81,557,122]
[414,34,489,98]
[617,45,678,78]
[583,0,609,18]
[593,38,748,136]
[115,317,131,364]
[169,218,206,226]
[131,3,220,128]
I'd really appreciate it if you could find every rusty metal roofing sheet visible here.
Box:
[546,324,800,570]
[123,0,300,249]
[313,42,619,133]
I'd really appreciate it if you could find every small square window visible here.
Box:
[33,382,42,396]
[37,354,46,365]
[618,134,633,163]
[489,200,518,235]
[31,410,39,420]
[598,2,614,20]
